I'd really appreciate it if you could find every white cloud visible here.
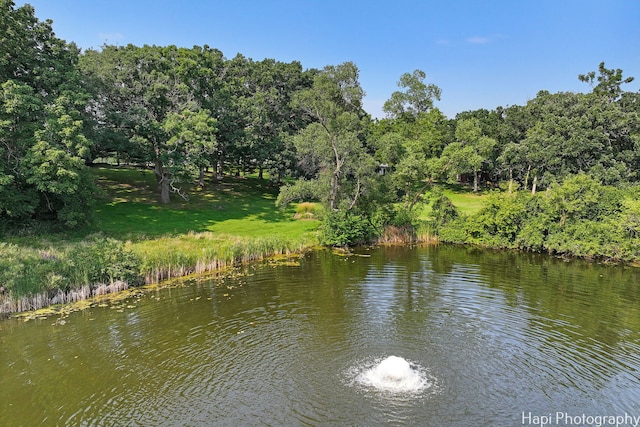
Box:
[466,36,491,44]
[465,34,505,45]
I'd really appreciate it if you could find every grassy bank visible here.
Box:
[1,169,493,315]
[417,184,488,221]
[1,166,320,315]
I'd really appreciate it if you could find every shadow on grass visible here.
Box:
[90,166,317,239]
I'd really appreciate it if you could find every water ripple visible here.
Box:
[2,246,640,426]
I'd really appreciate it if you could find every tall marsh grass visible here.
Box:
[0,233,318,315]
[376,223,439,245]
[0,238,138,314]
[133,232,317,283]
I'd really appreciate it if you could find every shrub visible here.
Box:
[321,210,375,247]
[64,236,142,286]
[0,243,65,296]
[431,193,459,227]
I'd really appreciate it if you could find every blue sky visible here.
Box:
[17,0,640,118]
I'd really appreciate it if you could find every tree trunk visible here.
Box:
[198,167,205,188]
[216,156,224,180]
[329,173,339,210]
[329,142,342,210]
[258,165,264,180]
[155,161,171,204]
[524,165,531,192]
[408,181,432,212]
[473,170,479,192]
[160,176,170,204]
[531,175,538,195]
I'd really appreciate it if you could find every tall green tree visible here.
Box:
[370,69,447,213]
[161,109,217,197]
[0,0,95,226]
[80,45,217,203]
[277,62,374,211]
[233,58,314,180]
[433,118,496,192]
[579,61,635,102]
[383,69,441,119]
[371,109,449,211]
[517,89,636,190]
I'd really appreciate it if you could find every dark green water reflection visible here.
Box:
[1,245,640,426]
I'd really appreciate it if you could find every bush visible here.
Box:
[434,175,639,261]
[0,243,65,296]
[430,193,459,227]
[64,236,142,286]
[437,216,470,243]
[321,210,375,247]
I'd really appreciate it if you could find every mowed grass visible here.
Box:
[418,184,488,221]
[0,166,320,309]
[90,166,319,240]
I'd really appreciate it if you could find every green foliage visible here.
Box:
[64,237,142,286]
[81,45,314,202]
[320,210,375,247]
[430,191,459,227]
[432,118,496,192]
[275,179,322,208]
[383,69,441,119]
[0,1,95,227]
[386,204,419,228]
[0,242,63,296]
[281,61,376,218]
[0,236,141,298]
[371,108,450,211]
[579,61,635,101]
[435,174,640,261]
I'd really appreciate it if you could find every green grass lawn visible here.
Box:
[1,168,490,307]
[90,166,319,240]
[418,183,488,221]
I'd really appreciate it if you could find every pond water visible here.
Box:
[2,245,640,426]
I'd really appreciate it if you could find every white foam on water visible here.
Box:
[353,356,432,394]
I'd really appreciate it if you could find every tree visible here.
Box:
[579,61,635,102]
[278,62,375,212]
[383,69,441,119]
[161,109,217,197]
[434,118,496,192]
[80,45,217,203]
[369,70,447,215]
[515,88,637,190]
[0,1,95,226]
[233,58,314,180]
[371,109,449,211]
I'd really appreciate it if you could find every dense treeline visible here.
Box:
[0,1,94,226]
[80,45,316,203]
[434,174,640,261]
[1,1,640,260]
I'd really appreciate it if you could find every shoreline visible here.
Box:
[1,233,318,317]
[2,226,638,318]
